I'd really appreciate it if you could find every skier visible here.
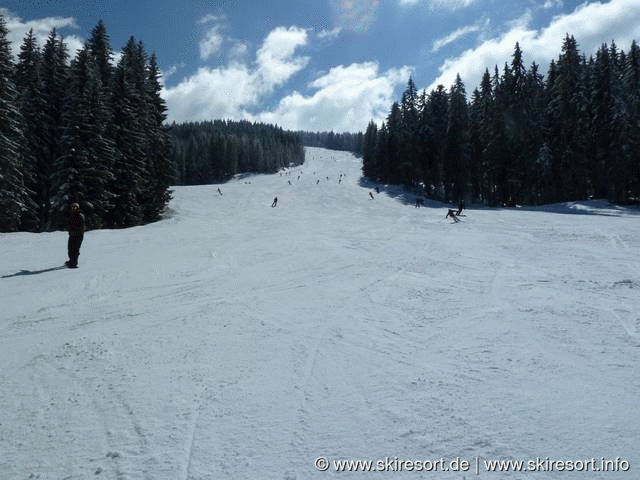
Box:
[456,200,465,215]
[369,192,375,200]
[217,188,223,196]
[445,209,460,223]
[272,196,278,208]
[65,202,85,268]
[415,197,424,208]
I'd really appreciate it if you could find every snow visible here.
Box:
[1,147,639,479]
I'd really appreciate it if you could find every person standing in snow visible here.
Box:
[65,202,85,268]
[272,196,278,208]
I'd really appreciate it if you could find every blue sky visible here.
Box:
[3,0,640,131]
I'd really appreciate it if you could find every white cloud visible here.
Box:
[431,18,489,52]
[399,0,480,10]
[1,8,84,58]
[198,14,223,25]
[317,27,342,40]
[429,0,480,10]
[163,64,258,122]
[229,40,249,61]
[199,25,224,60]
[197,14,228,61]
[255,62,413,132]
[425,0,640,94]
[255,26,310,86]
[543,0,563,9]
[163,26,310,124]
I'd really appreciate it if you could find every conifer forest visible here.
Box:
[362,36,640,206]
[0,17,173,232]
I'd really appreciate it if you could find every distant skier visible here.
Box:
[65,202,85,268]
[446,209,460,223]
[217,188,223,196]
[415,197,424,208]
[375,186,380,194]
[457,200,465,216]
[369,192,375,200]
[272,196,278,208]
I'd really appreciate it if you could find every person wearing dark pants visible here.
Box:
[66,202,85,268]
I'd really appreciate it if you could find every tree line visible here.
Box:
[362,35,640,206]
[170,120,304,185]
[297,130,363,156]
[0,16,173,232]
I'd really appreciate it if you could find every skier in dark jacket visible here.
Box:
[66,202,85,268]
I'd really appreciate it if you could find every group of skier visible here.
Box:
[63,170,466,268]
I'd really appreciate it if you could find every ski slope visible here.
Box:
[1,147,639,479]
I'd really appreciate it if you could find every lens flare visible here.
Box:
[331,0,380,34]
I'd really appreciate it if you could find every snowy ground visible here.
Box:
[1,147,639,479]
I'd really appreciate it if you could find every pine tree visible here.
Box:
[546,35,590,201]
[108,37,149,227]
[623,41,640,198]
[399,77,419,186]
[362,120,378,180]
[0,15,27,231]
[416,89,434,195]
[40,29,69,229]
[384,102,402,184]
[50,45,116,229]
[523,61,547,203]
[14,29,42,230]
[142,52,174,221]
[427,85,448,199]
[444,74,469,202]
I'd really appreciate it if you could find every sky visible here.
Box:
[2,0,640,132]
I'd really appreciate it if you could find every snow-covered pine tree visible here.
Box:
[142,52,173,222]
[546,35,590,201]
[50,45,116,229]
[0,15,28,232]
[40,29,69,229]
[108,37,149,227]
[14,28,42,230]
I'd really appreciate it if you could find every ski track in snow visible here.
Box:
[1,147,640,479]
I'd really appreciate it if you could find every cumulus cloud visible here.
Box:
[163,64,258,122]
[255,26,310,86]
[1,8,84,58]
[255,62,413,132]
[163,26,310,124]
[425,0,640,93]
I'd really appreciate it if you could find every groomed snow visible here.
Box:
[1,147,639,479]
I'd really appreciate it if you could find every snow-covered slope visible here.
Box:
[1,147,639,479]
